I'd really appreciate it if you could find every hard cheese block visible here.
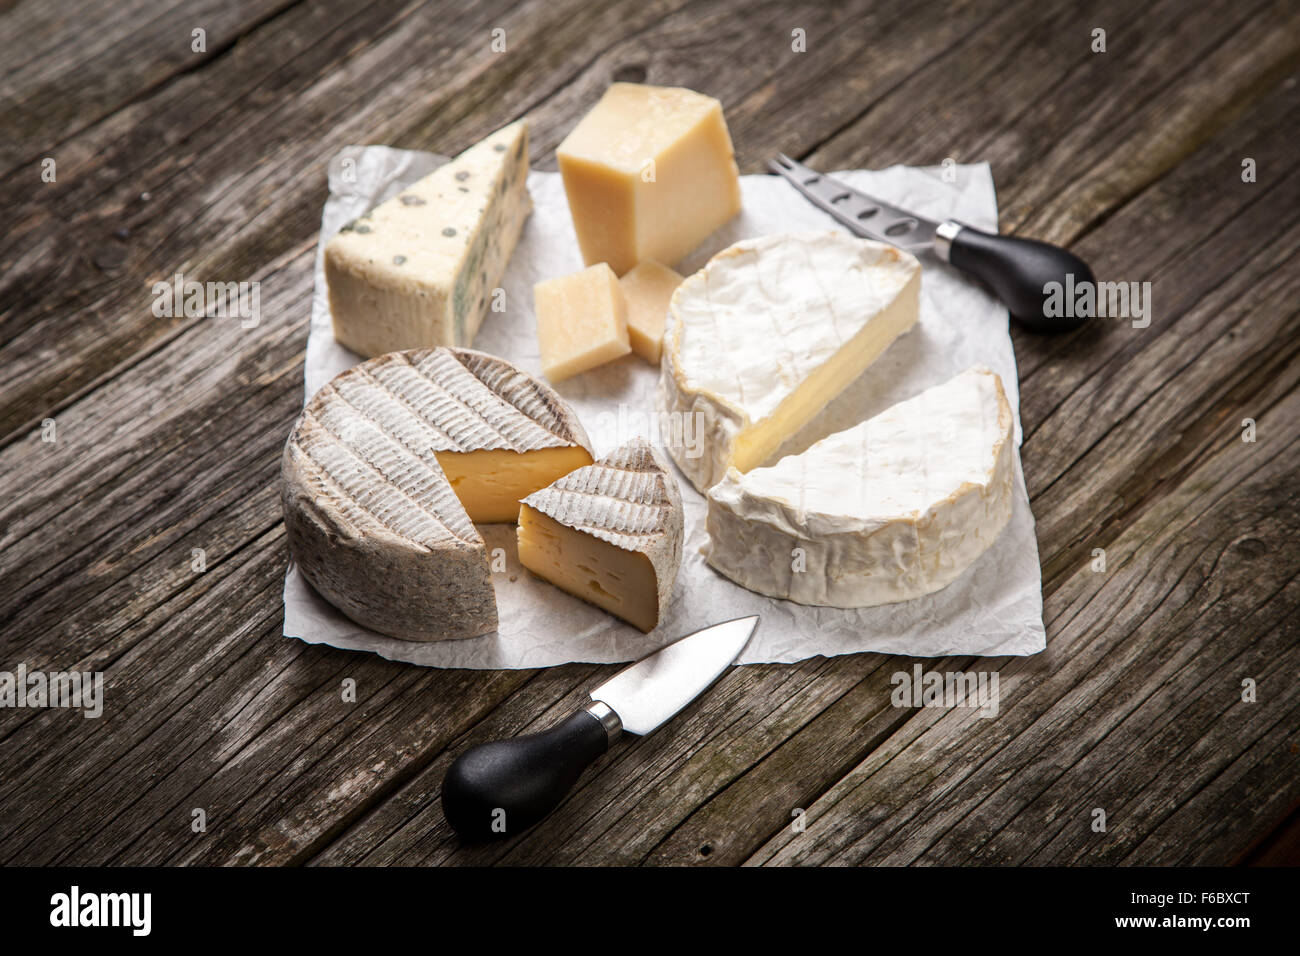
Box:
[557,84,741,276]
[706,367,1015,607]
[281,347,593,641]
[325,121,531,358]
[660,232,921,493]
[517,439,683,633]
[534,262,630,382]
[619,260,683,364]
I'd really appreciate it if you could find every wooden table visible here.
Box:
[2,0,1297,867]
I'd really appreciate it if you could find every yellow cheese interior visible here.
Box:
[435,446,593,523]
[731,285,919,473]
[534,263,630,382]
[557,84,741,275]
[619,260,682,365]
[517,505,660,633]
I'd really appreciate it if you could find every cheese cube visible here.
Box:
[618,260,682,365]
[325,121,531,357]
[534,263,631,382]
[557,84,741,276]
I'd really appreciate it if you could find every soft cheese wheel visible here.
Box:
[705,367,1016,608]
[660,232,921,493]
[281,348,593,641]
[325,121,532,357]
[557,84,741,276]
[517,439,683,633]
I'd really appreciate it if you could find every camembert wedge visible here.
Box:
[325,121,532,358]
[517,439,683,633]
[281,348,593,641]
[660,232,921,493]
[705,367,1016,608]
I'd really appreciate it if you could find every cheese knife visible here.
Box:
[768,154,1095,333]
[441,614,759,840]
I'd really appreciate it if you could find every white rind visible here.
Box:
[521,438,684,629]
[281,347,592,641]
[659,232,920,492]
[704,367,1016,608]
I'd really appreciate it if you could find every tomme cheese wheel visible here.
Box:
[281,348,593,641]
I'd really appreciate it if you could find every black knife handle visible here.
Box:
[944,224,1095,333]
[442,707,614,841]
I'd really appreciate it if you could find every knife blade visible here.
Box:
[768,153,1095,333]
[441,615,759,840]
[768,153,939,253]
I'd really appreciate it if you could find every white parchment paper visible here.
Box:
[282,146,1046,666]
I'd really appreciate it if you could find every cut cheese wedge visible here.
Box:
[281,348,592,641]
[517,439,683,632]
[325,121,532,357]
[660,232,921,493]
[705,367,1016,608]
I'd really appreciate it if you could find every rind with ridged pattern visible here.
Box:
[520,438,683,630]
[281,347,592,641]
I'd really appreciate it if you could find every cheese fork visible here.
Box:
[768,153,1095,333]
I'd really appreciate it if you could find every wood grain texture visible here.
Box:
[0,0,1296,866]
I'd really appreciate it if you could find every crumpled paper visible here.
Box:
[282,146,1046,667]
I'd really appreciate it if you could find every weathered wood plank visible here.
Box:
[0,0,304,176]
[1020,96,1300,586]
[806,0,1300,245]
[1241,802,1300,865]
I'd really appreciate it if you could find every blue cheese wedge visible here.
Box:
[325,121,532,357]
[281,348,593,642]
[517,439,683,633]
